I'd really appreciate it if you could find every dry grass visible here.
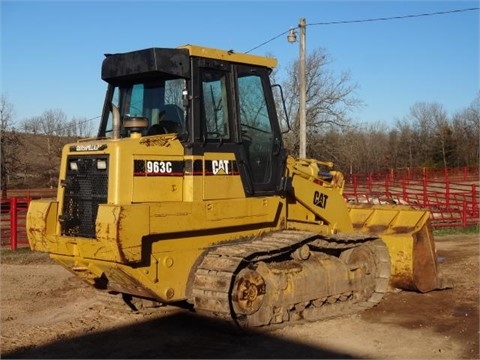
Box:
[0,247,54,265]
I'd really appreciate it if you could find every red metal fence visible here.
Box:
[343,167,479,228]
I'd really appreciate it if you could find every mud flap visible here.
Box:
[347,204,450,293]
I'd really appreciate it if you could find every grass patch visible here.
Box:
[433,225,479,237]
[0,247,54,265]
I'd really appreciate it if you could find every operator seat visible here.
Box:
[147,104,184,135]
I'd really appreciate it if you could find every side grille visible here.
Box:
[60,155,109,238]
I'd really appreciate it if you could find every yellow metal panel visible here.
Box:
[51,254,164,300]
[114,204,150,262]
[380,233,415,290]
[202,152,245,200]
[354,207,400,234]
[348,204,441,292]
[152,248,205,300]
[290,175,354,233]
[348,204,429,235]
[204,198,279,222]
[287,201,319,223]
[70,240,117,263]
[133,177,183,202]
[183,155,203,202]
[179,44,278,68]
[95,204,150,263]
[183,173,202,202]
[111,141,132,204]
[26,200,59,252]
[347,207,373,229]
[149,202,194,234]
[94,205,121,260]
[148,198,281,234]
[388,207,429,233]
[203,175,245,200]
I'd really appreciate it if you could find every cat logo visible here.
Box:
[212,160,230,175]
[313,191,328,209]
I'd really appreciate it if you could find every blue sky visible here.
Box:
[1,0,479,129]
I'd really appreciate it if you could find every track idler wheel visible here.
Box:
[340,239,391,307]
[231,268,266,315]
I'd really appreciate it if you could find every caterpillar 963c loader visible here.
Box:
[27,45,447,328]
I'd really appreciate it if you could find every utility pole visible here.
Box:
[298,18,307,159]
[288,17,307,158]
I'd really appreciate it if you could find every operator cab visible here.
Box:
[98,45,286,196]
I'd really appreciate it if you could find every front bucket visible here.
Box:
[347,204,449,293]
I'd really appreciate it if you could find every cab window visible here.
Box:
[238,73,274,184]
[201,70,230,140]
[103,79,186,137]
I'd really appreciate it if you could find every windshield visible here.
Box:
[102,78,186,137]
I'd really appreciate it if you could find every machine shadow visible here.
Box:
[3,311,358,359]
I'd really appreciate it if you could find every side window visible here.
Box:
[238,75,272,133]
[201,70,230,140]
[104,87,120,137]
[238,73,274,184]
[154,79,185,134]
[164,79,185,107]
[128,84,151,116]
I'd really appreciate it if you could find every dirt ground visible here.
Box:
[1,233,478,359]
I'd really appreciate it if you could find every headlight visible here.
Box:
[69,161,78,171]
[96,159,107,170]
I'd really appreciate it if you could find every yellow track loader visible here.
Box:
[27,45,447,328]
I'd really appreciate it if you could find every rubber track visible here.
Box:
[191,230,390,327]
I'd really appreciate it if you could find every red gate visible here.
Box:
[1,189,56,250]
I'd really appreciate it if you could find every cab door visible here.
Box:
[235,65,286,196]
[190,58,286,197]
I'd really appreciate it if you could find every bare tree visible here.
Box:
[394,118,416,169]
[0,95,21,197]
[20,109,78,188]
[276,48,363,156]
[408,102,453,168]
[451,93,480,167]
[66,117,94,137]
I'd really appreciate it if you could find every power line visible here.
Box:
[245,7,479,54]
[309,7,479,26]
[56,115,101,135]
[19,114,101,136]
[245,29,293,55]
